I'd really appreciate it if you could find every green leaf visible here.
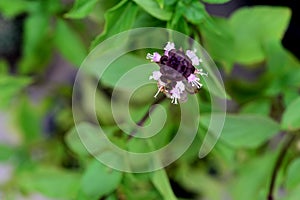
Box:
[0,60,9,74]
[0,0,28,17]
[202,0,231,4]
[201,17,235,70]
[81,159,123,199]
[101,54,147,88]
[80,78,115,125]
[240,99,271,116]
[229,6,291,64]
[65,0,99,19]
[121,174,161,199]
[54,19,87,67]
[19,166,81,199]
[231,153,275,200]
[151,169,177,200]
[167,2,191,35]
[65,122,122,158]
[19,14,53,74]
[264,41,300,96]
[203,7,291,67]
[91,0,138,49]
[281,97,300,131]
[0,75,31,109]
[283,185,300,200]
[16,98,42,142]
[200,114,280,148]
[65,122,109,157]
[133,0,172,21]
[286,158,300,189]
[180,1,208,24]
[156,0,164,8]
[175,163,224,199]
[0,145,14,161]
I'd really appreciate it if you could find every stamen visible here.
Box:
[188,74,203,88]
[195,69,208,76]
[171,97,178,104]
[154,86,163,98]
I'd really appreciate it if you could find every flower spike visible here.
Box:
[146,41,207,104]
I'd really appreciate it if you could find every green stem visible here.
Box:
[129,95,166,139]
[267,133,296,200]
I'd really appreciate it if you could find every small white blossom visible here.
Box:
[146,52,161,62]
[170,81,186,104]
[164,42,175,55]
[149,71,162,81]
[186,49,202,66]
[170,88,181,104]
[175,81,185,93]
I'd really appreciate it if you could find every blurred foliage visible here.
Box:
[1,0,300,200]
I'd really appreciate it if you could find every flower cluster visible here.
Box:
[147,42,207,104]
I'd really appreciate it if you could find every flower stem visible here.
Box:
[267,133,296,200]
[129,95,166,139]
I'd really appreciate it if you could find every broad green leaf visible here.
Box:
[281,97,300,131]
[200,114,280,148]
[170,1,208,29]
[16,98,42,142]
[180,1,208,24]
[164,0,177,6]
[167,2,191,35]
[91,0,138,49]
[264,41,300,96]
[231,153,275,200]
[65,123,121,157]
[121,174,161,199]
[0,0,28,17]
[54,19,87,67]
[200,47,231,100]
[18,166,81,199]
[65,0,99,19]
[286,158,300,189]
[65,123,99,156]
[151,169,177,200]
[201,17,235,70]
[0,145,14,161]
[283,185,300,200]
[80,78,115,125]
[229,6,291,64]
[156,0,164,8]
[19,14,53,74]
[133,9,166,28]
[202,0,231,4]
[0,75,31,109]
[0,60,8,74]
[133,0,172,21]
[203,7,291,67]
[175,163,224,199]
[81,159,123,199]
[283,89,300,107]
[240,99,271,116]
[101,54,147,87]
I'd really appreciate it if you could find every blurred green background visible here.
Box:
[1,0,300,199]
